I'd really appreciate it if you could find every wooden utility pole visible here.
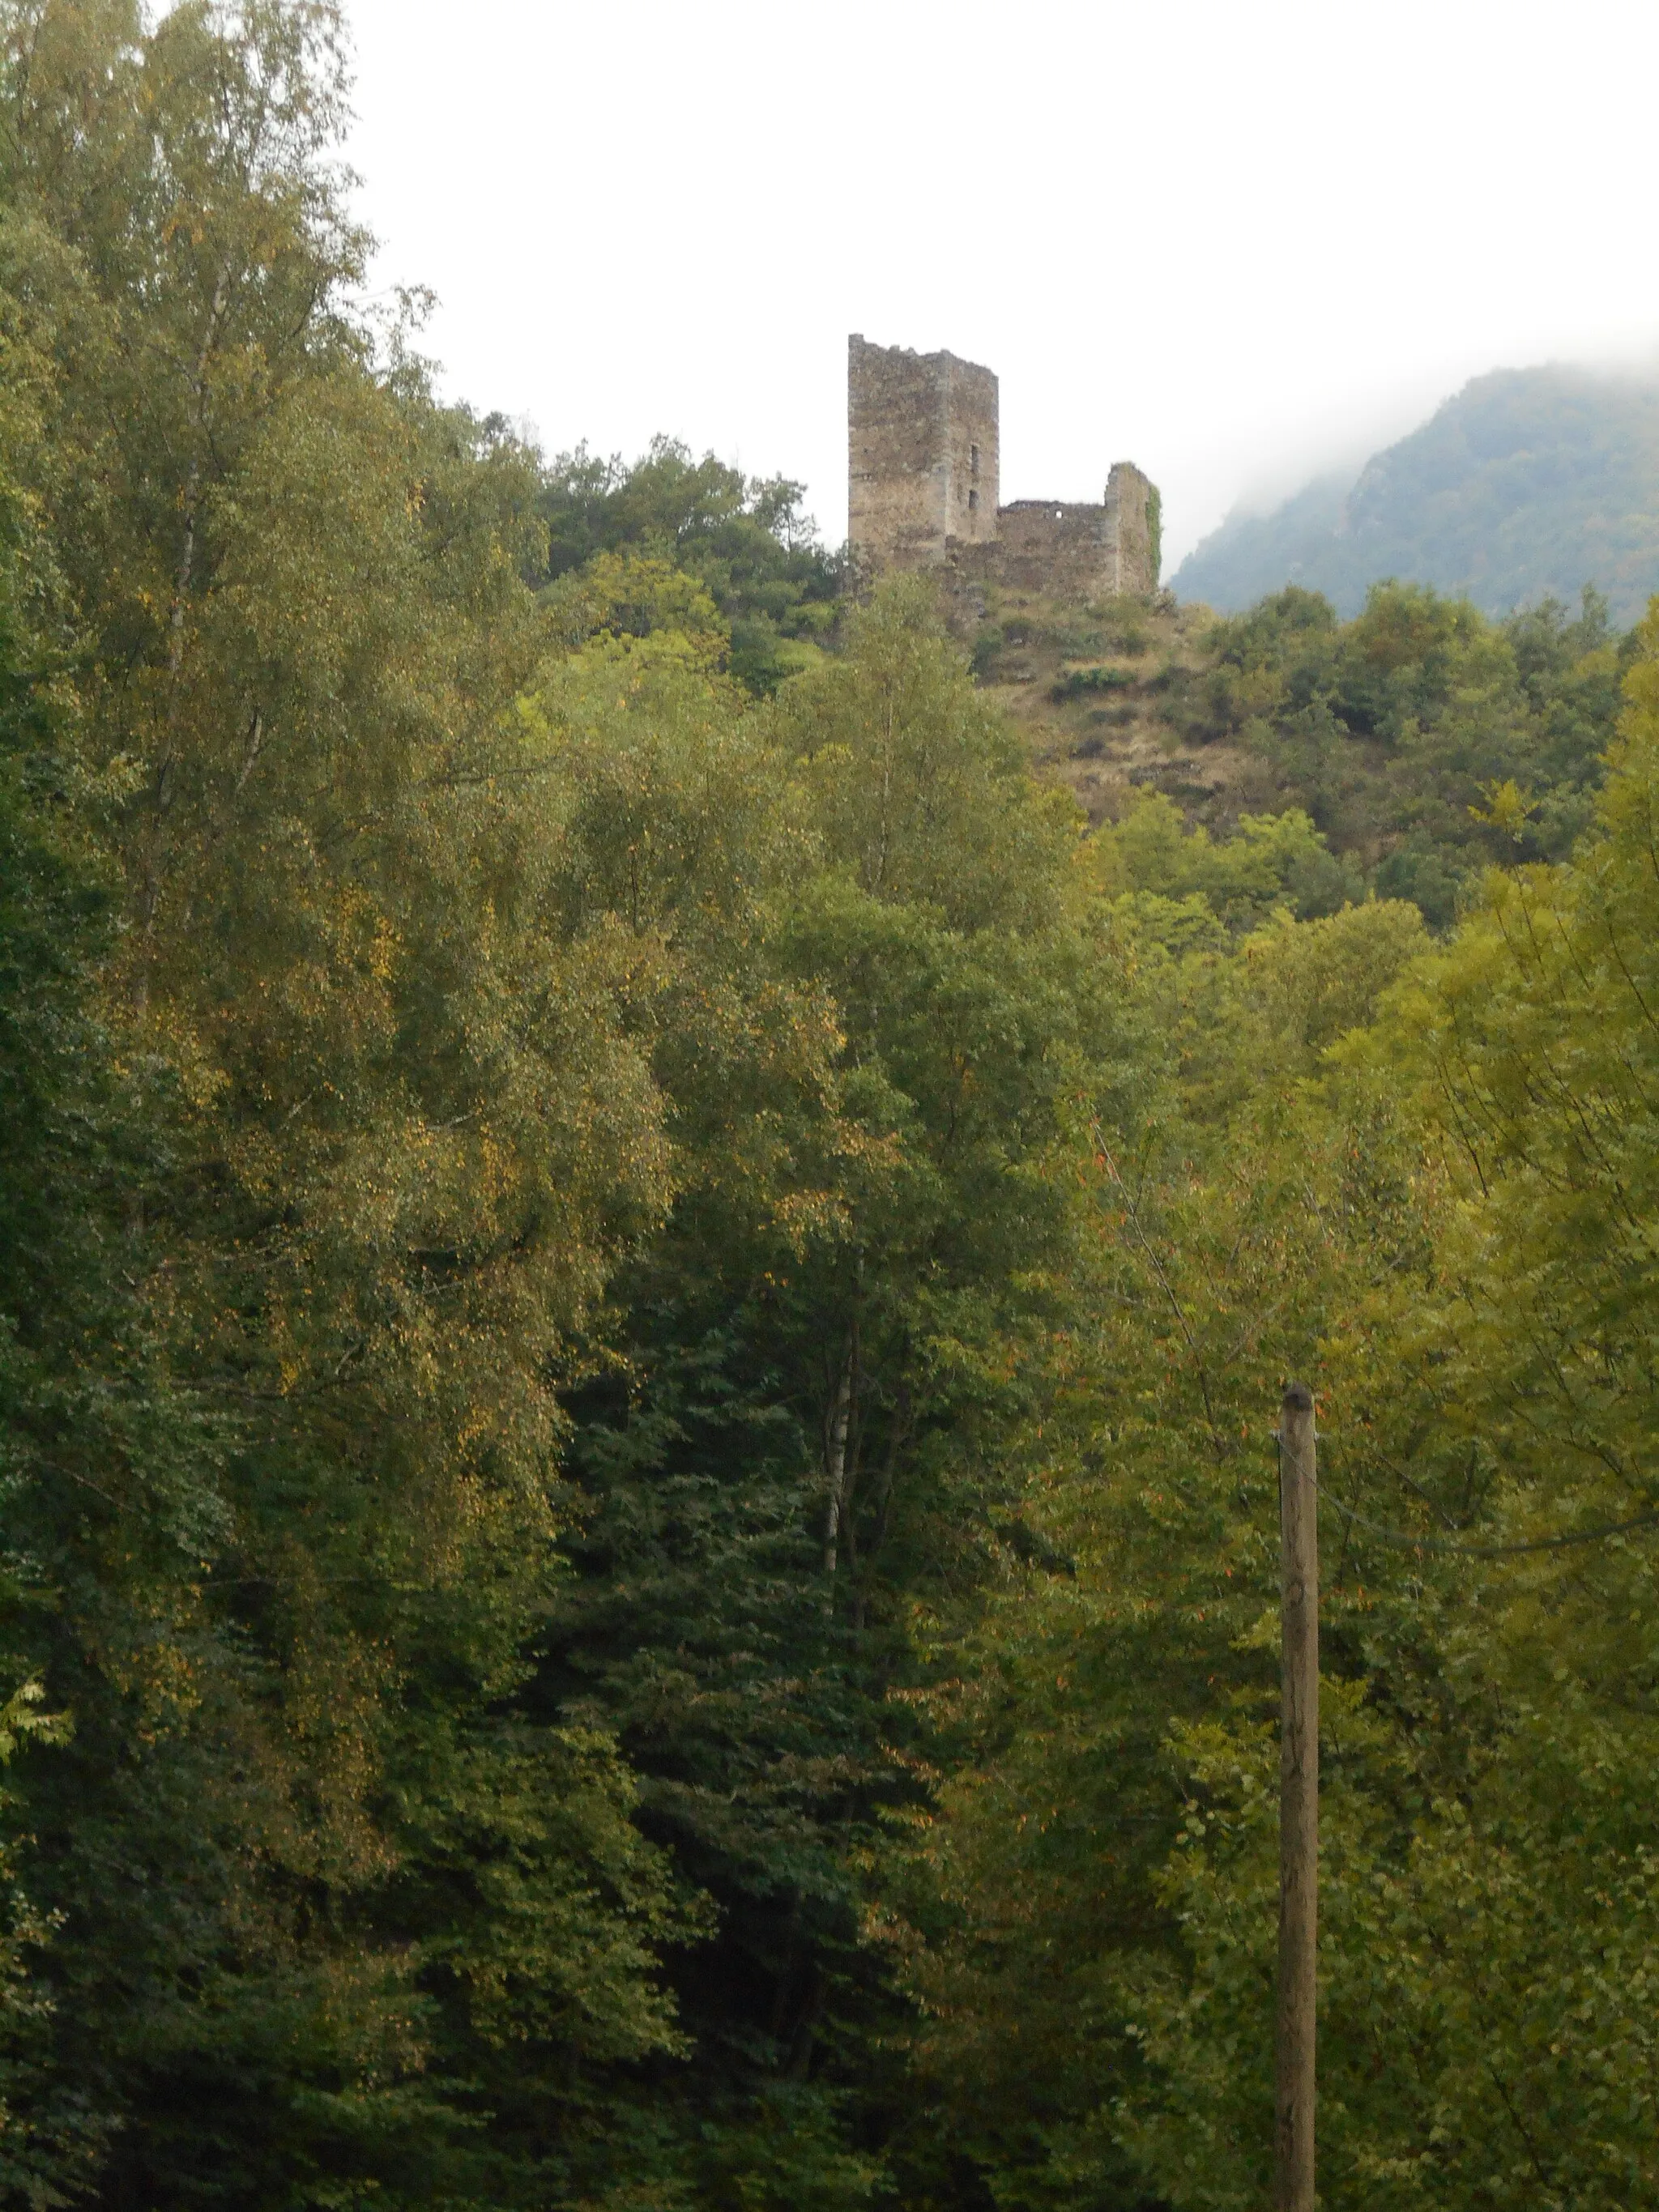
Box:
[1276,1383,1318,2212]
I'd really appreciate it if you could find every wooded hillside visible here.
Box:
[1175,365,1659,624]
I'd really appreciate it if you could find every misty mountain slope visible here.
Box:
[1175,366,1659,623]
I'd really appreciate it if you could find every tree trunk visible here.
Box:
[821,1342,855,1579]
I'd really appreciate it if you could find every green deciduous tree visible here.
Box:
[0,7,697,2203]
[538,437,842,694]
[888,616,1659,2210]
[1188,581,1629,925]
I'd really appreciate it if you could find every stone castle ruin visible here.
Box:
[847,334,1159,600]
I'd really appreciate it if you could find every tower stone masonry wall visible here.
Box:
[847,335,1158,600]
[848,335,999,571]
[939,352,999,551]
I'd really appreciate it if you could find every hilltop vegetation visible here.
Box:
[535,436,842,691]
[1,6,1657,2210]
[1175,365,1659,624]
[974,573,1629,928]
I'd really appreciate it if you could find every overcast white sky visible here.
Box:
[341,0,1659,570]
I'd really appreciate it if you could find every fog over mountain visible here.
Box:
[1174,366,1659,624]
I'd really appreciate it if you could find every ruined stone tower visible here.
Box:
[847,335,1159,600]
[848,335,999,569]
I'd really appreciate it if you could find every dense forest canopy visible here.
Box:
[1175,365,1659,625]
[0,6,1655,2209]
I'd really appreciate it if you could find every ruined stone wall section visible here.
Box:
[1103,462,1157,596]
[994,501,1117,598]
[992,471,1158,599]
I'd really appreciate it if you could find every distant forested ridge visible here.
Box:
[2,6,1657,2210]
[1175,364,1659,623]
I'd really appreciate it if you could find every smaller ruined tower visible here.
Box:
[847,335,999,572]
[1103,462,1158,595]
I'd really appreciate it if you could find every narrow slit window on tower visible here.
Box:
[970,443,980,477]
[968,488,979,512]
